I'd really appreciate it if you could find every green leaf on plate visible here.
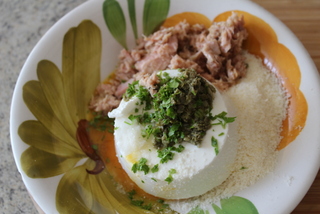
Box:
[95,167,154,214]
[143,0,170,36]
[63,20,101,120]
[103,0,127,49]
[56,160,153,214]
[21,147,81,178]
[212,196,259,214]
[37,60,77,137]
[62,27,78,125]
[127,0,138,39]
[59,162,119,214]
[56,162,95,213]
[20,20,102,180]
[212,204,225,214]
[22,80,76,147]
[18,120,83,157]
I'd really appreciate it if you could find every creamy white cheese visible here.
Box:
[108,69,238,199]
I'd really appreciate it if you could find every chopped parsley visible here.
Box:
[211,111,236,129]
[123,80,152,110]
[123,69,216,149]
[123,69,236,179]
[211,136,219,155]
[157,199,170,211]
[91,144,98,150]
[127,190,152,210]
[128,190,136,200]
[157,199,165,203]
[131,158,150,175]
[165,176,173,184]
[151,164,159,173]
[89,112,115,132]
[157,145,185,164]
[165,169,177,184]
[124,121,133,125]
[127,190,171,212]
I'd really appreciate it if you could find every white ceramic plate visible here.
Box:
[10,0,320,213]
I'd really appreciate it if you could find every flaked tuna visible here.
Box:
[90,12,248,114]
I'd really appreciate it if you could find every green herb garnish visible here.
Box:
[124,121,133,125]
[211,136,219,155]
[89,112,115,132]
[157,199,170,210]
[157,145,185,164]
[91,144,98,150]
[123,69,216,149]
[123,80,152,110]
[128,189,136,200]
[127,190,153,210]
[165,168,177,184]
[131,158,150,175]
[151,164,159,173]
[211,111,236,129]
[131,200,152,210]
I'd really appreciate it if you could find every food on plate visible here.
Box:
[167,52,287,213]
[89,12,248,114]
[108,69,237,199]
[87,12,288,212]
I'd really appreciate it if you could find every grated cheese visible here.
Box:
[167,52,289,213]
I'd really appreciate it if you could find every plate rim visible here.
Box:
[10,0,320,213]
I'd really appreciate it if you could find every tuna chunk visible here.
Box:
[90,12,248,114]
